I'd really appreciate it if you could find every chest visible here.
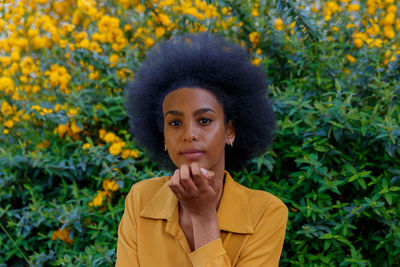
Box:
[136,218,247,266]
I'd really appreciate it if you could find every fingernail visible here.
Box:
[200,167,208,174]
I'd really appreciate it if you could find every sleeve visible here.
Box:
[116,187,140,267]
[189,238,231,267]
[236,201,288,267]
[187,201,287,267]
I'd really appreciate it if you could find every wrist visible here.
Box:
[190,210,217,221]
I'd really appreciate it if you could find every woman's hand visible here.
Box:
[168,163,222,250]
[168,163,219,218]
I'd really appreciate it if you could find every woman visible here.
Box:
[117,33,288,266]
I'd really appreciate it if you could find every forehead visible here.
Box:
[162,87,223,113]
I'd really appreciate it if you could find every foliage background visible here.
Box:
[1,0,400,266]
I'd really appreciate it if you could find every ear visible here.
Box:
[225,120,235,145]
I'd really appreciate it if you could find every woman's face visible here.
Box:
[162,87,235,172]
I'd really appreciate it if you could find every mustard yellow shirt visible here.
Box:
[116,171,288,267]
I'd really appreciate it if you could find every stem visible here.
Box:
[0,222,32,265]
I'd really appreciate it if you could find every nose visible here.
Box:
[183,122,198,142]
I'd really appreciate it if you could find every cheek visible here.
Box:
[164,127,177,144]
[207,127,227,150]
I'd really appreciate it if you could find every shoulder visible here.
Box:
[130,176,170,193]
[126,176,170,204]
[236,182,288,230]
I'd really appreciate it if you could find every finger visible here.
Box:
[198,167,210,185]
[168,169,178,189]
[179,164,197,193]
[190,163,207,188]
[179,164,191,190]
[202,170,215,181]
[200,167,208,175]
[202,170,216,190]
[169,169,183,196]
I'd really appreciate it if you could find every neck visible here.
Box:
[212,168,226,210]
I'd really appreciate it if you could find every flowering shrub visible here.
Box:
[0,0,399,265]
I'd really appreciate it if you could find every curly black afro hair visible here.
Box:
[126,33,276,171]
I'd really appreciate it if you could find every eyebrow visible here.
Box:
[164,108,215,117]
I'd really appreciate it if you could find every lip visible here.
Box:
[180,149,205,159]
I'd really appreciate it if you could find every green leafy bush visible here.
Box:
[0,0,399,266]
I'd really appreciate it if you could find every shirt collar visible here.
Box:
[140,171,254,234]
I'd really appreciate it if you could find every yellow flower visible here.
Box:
[1,101,13,116]
[10,51,20,62]
[109,54,119,67]
[345,54,356,63]
[43,64,71,93]
[382,13,395,26]
[252,58,261,65]
[144,37,155,48]
[387,4,397,13]
[99,129,106,140]
[4,120,14,128]
[124,24,132,32]
[121,149,131,159]
[249,32,260,46]
[252,8,259,17]
[221,7,229,15]
[346,4,360,12]
[182,7,205,20]
[37,140,50,150]
[56,124,69,138]
[312,2,318,13]
[104,132,116,143]
[130,149,140,158]
[326,1,342,13]
[0,76,15,95]
[20,56,36,75]
[51,227,74,245]
[89,192,104,207]
[155,26,165,38]
[159,0,174,7]
[1,56,11,67]
[136,4,145,13]
[20,76,28,83]
[42,108,53,114]
[366,24,380,36]
[54,103,61,112]
[88,71,99,80]
[331,26,339,32]
[3,129,9,135]
[109,142,123,155]
[367,6,375,15]
[383,26,395,39]
[22,113,30,121]
[275,18,285,31]
[353,38,363,48]
[158,13,170,26]
[67,107,79,117]
[103,179,119,191]
[368,38,382,48]
[82,143,91,149]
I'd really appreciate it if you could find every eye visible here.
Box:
[168,120,181,127]
[199,118,212,125]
